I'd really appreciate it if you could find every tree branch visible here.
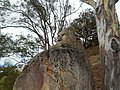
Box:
[0,25,28,29]
[81,0,96,9]
[115,0,119,4]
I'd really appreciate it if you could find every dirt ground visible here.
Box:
[91,60,103,90]
[87,46,103,90]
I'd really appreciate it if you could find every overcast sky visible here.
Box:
[1,0,120,35]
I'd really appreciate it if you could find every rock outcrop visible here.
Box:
[13,29,94,90]
[13,48,94,90]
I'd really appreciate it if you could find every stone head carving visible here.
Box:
[50,28,84,52]
[57,29,76,44]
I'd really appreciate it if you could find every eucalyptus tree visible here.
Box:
[70,9,98,48]
[0,0,78,50]
[81,0,120,89]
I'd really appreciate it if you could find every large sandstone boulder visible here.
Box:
[13,48,94,90]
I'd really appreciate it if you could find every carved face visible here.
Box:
[57,29,76,43]
[57,30,69,42]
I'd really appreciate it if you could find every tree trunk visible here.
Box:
[13,48,94,90]
[82,0,120,89]
[95,0,120,89]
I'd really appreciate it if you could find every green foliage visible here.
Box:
[0,66,19,90]
[70,9,98,48]
[0,33,40,65]
[14,34,40,58]
[0,33,15,58]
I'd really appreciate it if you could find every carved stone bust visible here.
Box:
[50,28,84,52]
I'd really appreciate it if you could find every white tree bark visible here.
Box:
[82,0,120,89]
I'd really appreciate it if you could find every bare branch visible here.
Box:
[81,0,96,9]
[0,25,45,47]
[62,3,82,20]
[115,0,119,4]
[0,25,28,29]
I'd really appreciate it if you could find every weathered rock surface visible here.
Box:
[13,48,94,90]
